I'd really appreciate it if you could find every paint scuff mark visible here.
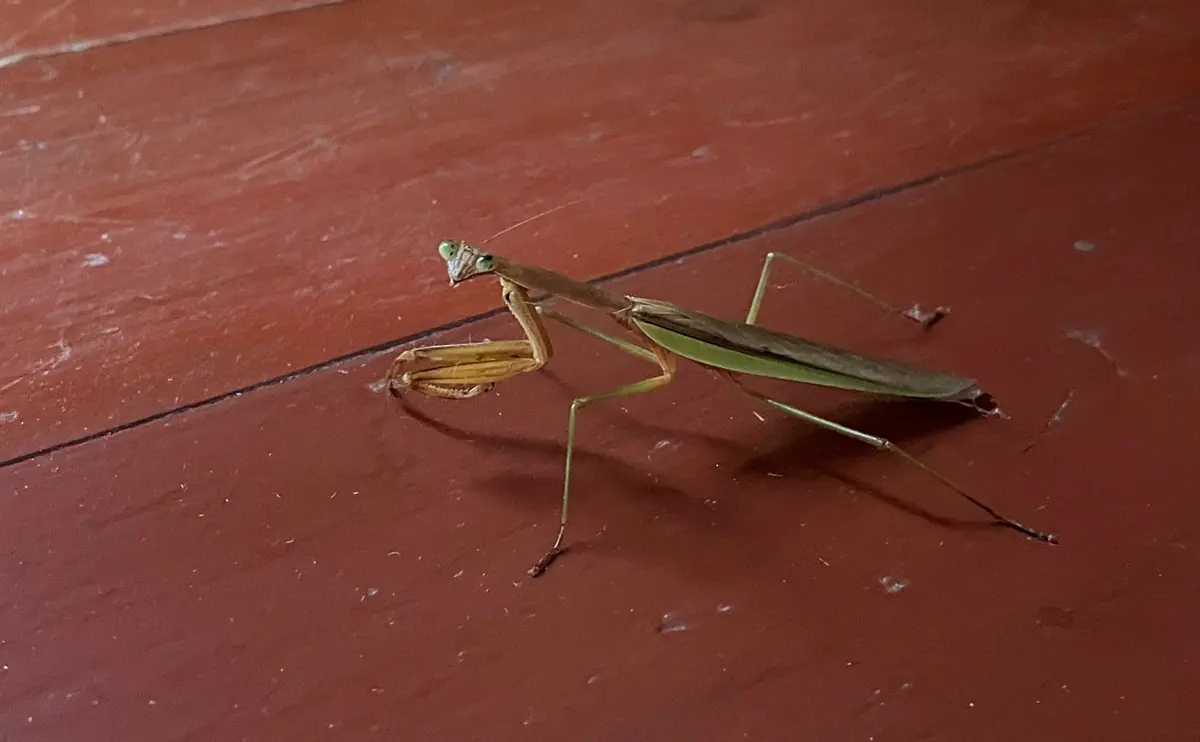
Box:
[1,104,41,117]
[903,303,949,328]
[368,379,390,394]
[82,253,109,267]
[656,612,689,633]
[1066,329,1128,377]
[648,439,680,459]
[1036,605,1075,629]
[879,576,908,594]
[0,411,18,424]
[1073,240,1096,252]
[1022,389,1076,454]
[31,337,72,376]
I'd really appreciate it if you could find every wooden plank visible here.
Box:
[1,97,1197,742]
[3,0,1199,461]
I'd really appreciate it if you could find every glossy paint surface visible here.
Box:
[2,2,1199,740]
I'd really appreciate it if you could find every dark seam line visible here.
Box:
[0,95,1191,470]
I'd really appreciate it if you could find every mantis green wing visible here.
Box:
[626,297,994,408]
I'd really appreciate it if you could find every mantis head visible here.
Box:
[437,240,496,285]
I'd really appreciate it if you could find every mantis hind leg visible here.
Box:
[745,251,948,329]
[720,372,1057,544]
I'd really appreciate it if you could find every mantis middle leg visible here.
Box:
[746,251,948,328]
[519,306,678,576]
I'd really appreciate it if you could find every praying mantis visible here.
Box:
[384,239,1058,577]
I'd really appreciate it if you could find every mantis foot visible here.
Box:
[527,546,570,578]
[1005,520,1059,545]
[527,523,569,578]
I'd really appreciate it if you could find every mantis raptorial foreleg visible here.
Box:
[387,342,540,398]
[747,251,948,328]
[385,278,551,398]
[721,372,1055,542]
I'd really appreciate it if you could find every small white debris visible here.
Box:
[366,587,378,597]
[903,303,949,325]
[82,253,109,267]
[1073,240,1096,252]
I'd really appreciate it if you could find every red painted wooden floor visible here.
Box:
[3,2,1199,741]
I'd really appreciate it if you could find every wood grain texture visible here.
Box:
[2,99,1197,741]
[4,0,1200,461]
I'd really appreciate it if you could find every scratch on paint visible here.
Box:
[1,105,42,117]
[723,116,802,129]
[0,377,25,393]
[31,337,72,376]
[1,0,75,53]
[1021,389,1076,454]
[232,108,381,182]
[233,132,336,182]
[0,0,346,68]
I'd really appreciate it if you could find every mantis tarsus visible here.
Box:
[385,240,1058,577]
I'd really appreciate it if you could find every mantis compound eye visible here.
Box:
[437,240,458,260]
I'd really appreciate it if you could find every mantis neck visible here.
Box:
[493,256,630,313]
